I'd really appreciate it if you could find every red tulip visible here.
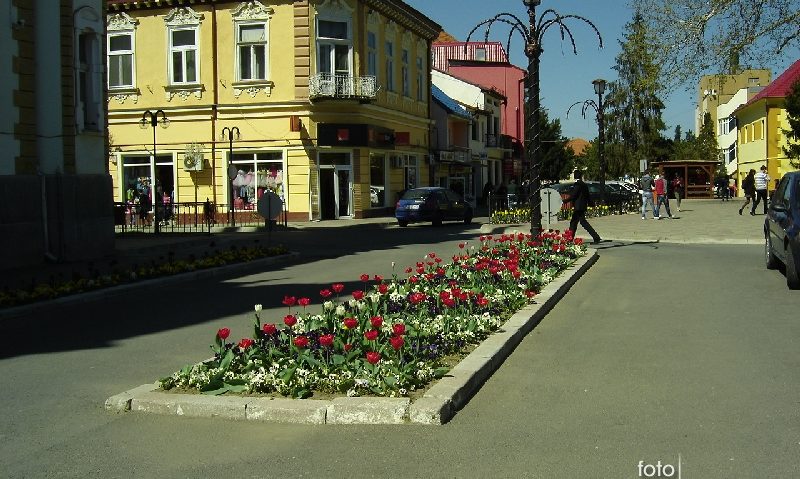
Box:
[390,335,405,350]
[404,267,413,274]
[238,338,254,350]
[293,336,309,348]
[298,297,311,307]
[374,275,383,282]
[284,314,297,327]
[370,316,383,328]
[476,297,489,307]
[366,351,381,364]
[443,298,456,308]
[320,289,332,298]
[262,323,277,335]
[343,343,353,352]
[364,330,379,341]
[352,290,364,301]
[319,334,334,347]
[360,273,370,282]
[331,283,345,293]
[392,323,405,336]
[378,284,389,294]
[217,328,231,340]
[282,295,297,307]
[458,243,465,249]
[343,317,358,330]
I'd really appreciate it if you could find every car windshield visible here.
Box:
[401,189,431,200]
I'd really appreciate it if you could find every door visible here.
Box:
[335,167,352,218]
[320,168,336,220]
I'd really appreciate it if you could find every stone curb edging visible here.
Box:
[105,249,598,425]
[0,253,300,321]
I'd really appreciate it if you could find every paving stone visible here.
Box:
[326,397,410,424]
[245,398,329,424]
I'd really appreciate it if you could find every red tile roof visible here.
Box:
[744,58,800,106]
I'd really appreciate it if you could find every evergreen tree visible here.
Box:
[604,11,666,175]
[696,112,721,164]
[673,125,682,144]
[783,79,800,167]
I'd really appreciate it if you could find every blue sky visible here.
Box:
[406,0,799,141]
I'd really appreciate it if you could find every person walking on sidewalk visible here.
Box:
[739,169,756,215]
[654,174,673,219]
[639,170,657,219]
[671,173,683,212]
[751,165,770,215]
[563,170,602,244]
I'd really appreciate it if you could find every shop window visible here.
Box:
[229,152,284,211]
[369,153,386,207]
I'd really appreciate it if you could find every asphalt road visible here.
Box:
[1,224,798,478]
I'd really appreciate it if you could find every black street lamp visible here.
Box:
[221,126,240,227]
[139,109,169,234]
[567,78,607,202]
[467,0,602,235]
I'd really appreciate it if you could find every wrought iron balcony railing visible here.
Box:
[309,73,377,101]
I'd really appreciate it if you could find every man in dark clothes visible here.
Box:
[564,170,602,244]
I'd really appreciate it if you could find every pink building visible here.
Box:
[432,41,525,178]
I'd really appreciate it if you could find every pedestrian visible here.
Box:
[739,169,756,215]
[654,174,673,219]
[750,165,770,215]
[670,173,683,212]
[639,169,657,219]
[563,170,602,244]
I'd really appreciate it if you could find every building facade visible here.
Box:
[695,69,771,136]
[716,86,764,179]
[430,84,472,201]
[1,0,113,269]
[735,59,800,191]
[106,0,440,222]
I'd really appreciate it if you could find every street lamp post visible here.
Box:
[221,126,240,228]
[567,78,608,203]
[139,109,169,234]
[467,1,602,235]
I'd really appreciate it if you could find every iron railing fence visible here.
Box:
[113,201,288,234]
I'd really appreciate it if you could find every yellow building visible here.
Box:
[696,69,771,137]
[735,59,800,191]
[106,0,440,222]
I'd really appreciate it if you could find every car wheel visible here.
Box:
[432,212,443,227]
[765,234,779,270]
[786,245,800,290]
[398,220,408,227]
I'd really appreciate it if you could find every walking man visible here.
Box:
[654,174,673,219]
[751,165,770,215]
[639,169,657,219]
[563,170,601,244]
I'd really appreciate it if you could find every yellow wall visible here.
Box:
[736,98,798,189]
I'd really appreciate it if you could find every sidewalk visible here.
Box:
[2,198,762,294]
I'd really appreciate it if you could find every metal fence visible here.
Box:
[113,201,288,234]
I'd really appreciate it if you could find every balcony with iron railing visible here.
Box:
[309,73,377,102]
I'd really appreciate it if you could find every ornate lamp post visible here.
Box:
[221,126,240,227]
[567,78,607,202]
[139,109,169,234]
[467,0,602,235]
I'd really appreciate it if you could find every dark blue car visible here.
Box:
[765,171,800,289]
[395,187,473,227]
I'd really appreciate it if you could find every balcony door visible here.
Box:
[316,19,352,96]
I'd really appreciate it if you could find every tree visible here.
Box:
[538,111,576,182]
[604,11,667,175]
[634,0,800,89]
[673,125,682,144]
[783,79,800,167]
[696,112,721,164]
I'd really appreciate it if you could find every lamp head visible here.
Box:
[592,78,607,95]
[523,0,541,7]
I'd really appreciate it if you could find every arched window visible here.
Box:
[75,5,103,132]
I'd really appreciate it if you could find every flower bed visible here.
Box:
[490,204,634,224]
[161,231,586,399]
[0,244,289,308]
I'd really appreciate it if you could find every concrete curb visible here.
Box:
[0,252,300,321]
[105,249,598,425]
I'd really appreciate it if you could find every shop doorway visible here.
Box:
[320,168,336,220]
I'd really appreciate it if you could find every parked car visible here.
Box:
[764,171,800,289]
[549,181,631,208]
[395,187,473,227]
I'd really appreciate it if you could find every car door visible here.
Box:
[768,177,791,263]
[444,189,465,220]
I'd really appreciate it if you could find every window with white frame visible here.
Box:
[230,151,284,210]
[169,27,199,84]
[108,31,134,88]
[317,19,351,77]
[401,49,409,97]
[385,40,395,92]
[236,23,268,81]
[367,31,377,77]
[416,56,424,101]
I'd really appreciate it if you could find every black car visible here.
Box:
[395,187,473,227]
[549,181,631,208]
[764,171,800,288]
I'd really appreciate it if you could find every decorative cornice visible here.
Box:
[361,0,441,41]
[232,1,274,22]
[164,6,203,27]
[315,0,354,14]
[232,81,275,98]
[107,11,138,31]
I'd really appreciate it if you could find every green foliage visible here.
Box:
[783,79,800,167]
[538,110,576,182]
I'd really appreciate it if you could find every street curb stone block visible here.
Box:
[132,392,249,420]
[408,397,453,425]
[245,398,329,424]
[326,397,410,424]
[104,383,159,411]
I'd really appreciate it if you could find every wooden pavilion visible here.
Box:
[650,159,721,199]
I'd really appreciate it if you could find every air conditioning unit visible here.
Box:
[183,155,204,171]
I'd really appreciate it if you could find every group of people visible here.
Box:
[125,178,173,227]
[738,166,770,216]
[639,170,682,219]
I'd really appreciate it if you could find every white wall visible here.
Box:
[0,1,19,175]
